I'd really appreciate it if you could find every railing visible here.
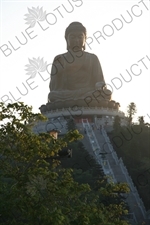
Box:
[81,119,116,183]
[101,126,147,220]
[126,213,137,224]
[82,119,101,154]
[44,107,125,118]
[119,158,147,219]
[101,127,119,164]
[102,159,117,182]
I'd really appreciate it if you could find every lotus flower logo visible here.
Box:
[24,6,46,28]
[25,57,47,78]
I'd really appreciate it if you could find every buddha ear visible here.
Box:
[66,41,69,50]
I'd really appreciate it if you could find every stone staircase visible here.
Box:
[76,119,149,225]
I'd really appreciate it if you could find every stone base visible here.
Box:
[34,106,127,135]
[40,106,125,119]
[39,99,121,114]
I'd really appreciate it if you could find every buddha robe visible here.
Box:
[48,51,105,102]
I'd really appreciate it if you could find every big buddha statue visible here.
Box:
[41,22,119,112]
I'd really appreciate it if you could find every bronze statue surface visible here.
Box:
[41,22,117,112]
[48,22,111,102]
[49,50,107,102]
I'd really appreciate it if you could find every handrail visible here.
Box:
[81,119,116,183]
[101,126,147,220]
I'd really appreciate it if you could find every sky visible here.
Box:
[0,0,150,123]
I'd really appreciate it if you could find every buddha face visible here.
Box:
[67,31,86,51]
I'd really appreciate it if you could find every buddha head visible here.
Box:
[65,22,87,51]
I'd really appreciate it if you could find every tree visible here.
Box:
[127,102,137,125]
[113,115,121,132]
[0,102,131,225]
[108,120,150,211]
[66,117,76,131]
[138,116,145,126]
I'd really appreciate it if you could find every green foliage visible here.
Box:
[138,116,145,126]
[0,102,131,225]
[59,141,105,189]
[66,118,76,131]
[127,102,137,124]
[109,123,150,210]
[113,116,121,133]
